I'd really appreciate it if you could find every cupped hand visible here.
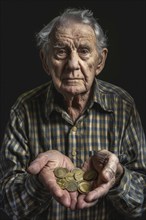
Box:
[77,149,124,209]
[27,150,78,210]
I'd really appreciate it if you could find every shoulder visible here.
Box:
[95,79,136,115]
[11,81,51,111]
[97,79,134,105]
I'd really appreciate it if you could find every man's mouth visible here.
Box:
[62,78,82,81]
[62,78,83,85]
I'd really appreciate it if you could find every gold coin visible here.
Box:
[54,167,69,178]
[71,168,82,174]
[54,167,98,194]
[83,169,98,181]
[56,178,67,189]
[78,181,92,193]
[73,169,84,182]
[65,180,78,192]
[65,172,75,182]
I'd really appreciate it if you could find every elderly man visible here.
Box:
[0,8,146,220]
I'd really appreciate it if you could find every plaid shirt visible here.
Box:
[0,79,146,220]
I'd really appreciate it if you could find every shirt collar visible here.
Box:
[45,78,113,119]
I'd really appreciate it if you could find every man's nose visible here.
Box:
[67,52,80,70]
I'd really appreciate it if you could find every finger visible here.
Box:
[102,154,119,182]
[27,151,74,175]
[64,156,76,171]
[27,154,50,174]
[91,150,109,172]
[77,194,98,209]
[69,191,78,210]
[81,158,92,172]
[52,186,71,208]
[92,150,119,182]
[85,178,115,202]
[77,194,86,209]
[27,150,64,174]
[103,167,116,182]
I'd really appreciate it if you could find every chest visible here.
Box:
[29,108,120,167]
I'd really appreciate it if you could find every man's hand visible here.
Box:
[27,150,78,210]
[27,149,124,210]
[77,149,124,209]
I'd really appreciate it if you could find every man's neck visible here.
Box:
[63,91,92,122]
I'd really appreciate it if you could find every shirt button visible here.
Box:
[71,126,77,133]
[72,150,77,156]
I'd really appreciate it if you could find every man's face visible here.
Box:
[45,22,103,97]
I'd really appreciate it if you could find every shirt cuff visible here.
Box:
[108,167,131,198]
[25,174,52,204]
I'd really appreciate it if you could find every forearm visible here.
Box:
[108,167,145,217]
[1,173,52,219]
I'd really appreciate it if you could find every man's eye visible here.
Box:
[56,49,67,58]
[78,48,90,57]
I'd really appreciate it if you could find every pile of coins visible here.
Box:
[53,167,98,194]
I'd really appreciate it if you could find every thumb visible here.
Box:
[27,154,49,174]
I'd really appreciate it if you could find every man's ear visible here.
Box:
[40,50,50,75]
[96,48,108,76]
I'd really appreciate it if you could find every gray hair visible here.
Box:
[36,8,108,55]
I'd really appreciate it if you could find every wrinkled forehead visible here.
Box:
[50,21,97,44]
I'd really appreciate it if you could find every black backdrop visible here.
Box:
[0,0,146,219]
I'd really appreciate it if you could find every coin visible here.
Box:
[78,181,92,193]
[65,180,78,192]
[54,166,98,194]
[83,169,98,181]
[56,178,67,189]
[54,167,69,178]
[73,168,84,182]
[71,168,82,174]
[65,172,75,182]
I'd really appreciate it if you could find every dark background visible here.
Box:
[0,0,145,219]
